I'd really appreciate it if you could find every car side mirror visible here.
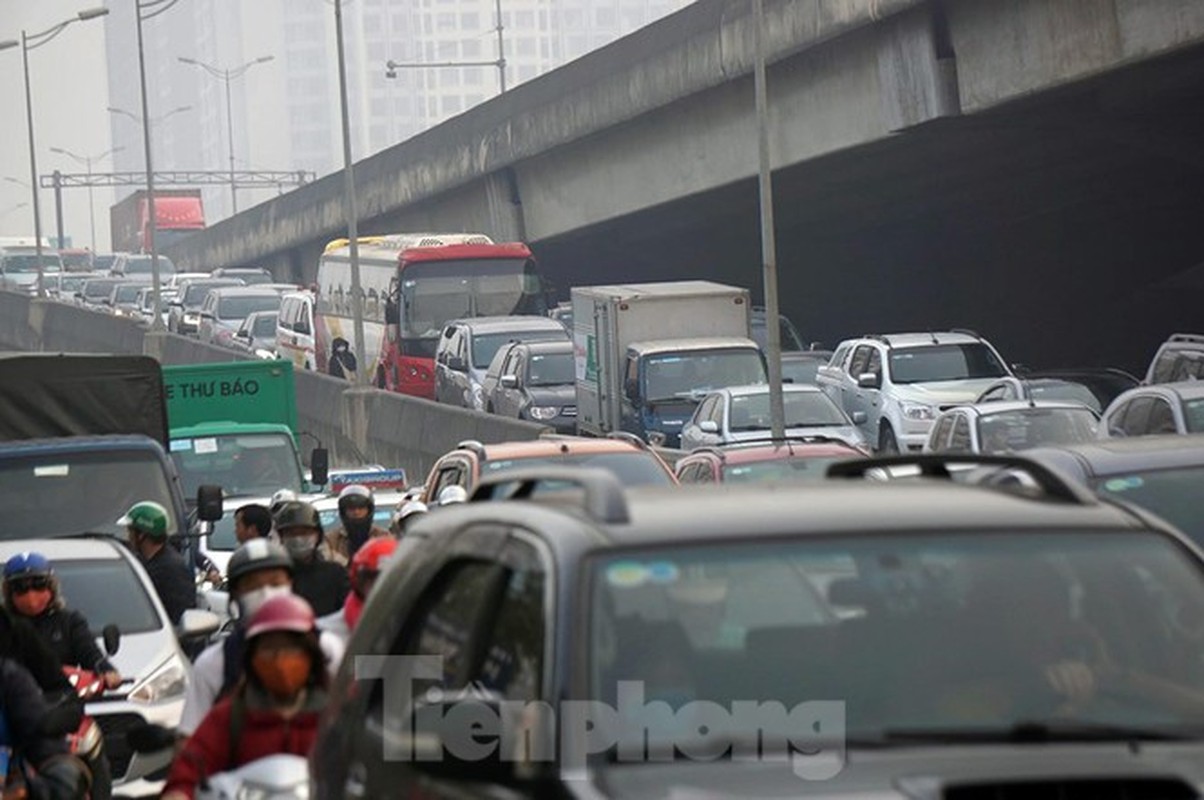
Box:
[500,374,518,389]
[699,420,719,434]
[102,623,121,656]
[446,355,466,372]
[857,372,881,390]
[196,484,224,522]
[178,608,221,640]
[851,411,868,425]
[310,447,329,487]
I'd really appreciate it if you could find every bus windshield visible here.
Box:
[398,259,547,358]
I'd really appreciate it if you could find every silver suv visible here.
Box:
[816,331,1012,452]
[433,315,569,411]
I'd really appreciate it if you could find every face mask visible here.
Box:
[12,589,52,617]
[283,534,318,561]
[251,650,312,699]
[237,585,291,621]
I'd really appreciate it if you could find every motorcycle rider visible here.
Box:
[272,501,349,617]
[318,537,398,645]
[325,484,391,564]
[3,553,123,691]
[233,504,272,545]
[179,540,344,736]
[163,595,329,800]
[0,658,91,800]
[120,501,195,625]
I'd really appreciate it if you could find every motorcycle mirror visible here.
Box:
[102,623,121,657]
[196,485,224,522]
[126,722,180,755]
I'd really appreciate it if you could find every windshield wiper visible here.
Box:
[872,721,1195,745]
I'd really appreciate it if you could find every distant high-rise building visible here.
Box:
[105,0,691,227]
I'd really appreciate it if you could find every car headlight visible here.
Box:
[128,656,187,704]
[183,313,199,324]
[526,406,560,420]
[901,403,935,421]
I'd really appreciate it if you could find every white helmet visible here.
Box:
[436,485,469,506]
[269,488,298,516]
[390,500,428,533]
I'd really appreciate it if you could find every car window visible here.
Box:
[929,414,955,450]
[865,347,882,378]
[56,558,163,635]
[473,553,545,701]
[1170,354,1204,382]
[848,345,871,378]
[1121,397,1155,436]
[1147,398,1177,435]
[829,345,849,371]
[980,384,1010,403]
[402,560,505,689]
[1185,398,1204,433]
[1151,349,1182,384]
[948,413,972,452]
[707,396,726,425]
[694,396,717,426]
[430,461,466,497]
[501,347,521,377]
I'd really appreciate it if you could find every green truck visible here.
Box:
[163,360,328,502]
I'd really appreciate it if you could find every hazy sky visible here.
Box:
[0,0,113,249]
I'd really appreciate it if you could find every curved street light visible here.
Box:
[177,55,274,213]
[51,145,126,251]
[1,6,109,294]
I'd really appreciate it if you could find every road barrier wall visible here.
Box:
[0,291,546,480]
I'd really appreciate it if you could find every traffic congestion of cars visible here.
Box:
[3,236,1204,800]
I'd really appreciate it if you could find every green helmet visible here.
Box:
[120,501,170,540]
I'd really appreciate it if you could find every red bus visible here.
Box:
[314,233,551,398]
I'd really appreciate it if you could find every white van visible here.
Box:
[276,290,317,371]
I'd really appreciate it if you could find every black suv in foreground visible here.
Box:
[313,458,1204,799]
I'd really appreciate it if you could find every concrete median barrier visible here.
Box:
[0,292,36,350]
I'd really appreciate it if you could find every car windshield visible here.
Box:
[182,282,237,305]
[728,391,849,431]
[218,295,280,320]
[113,284,143,303]
[645,350,767,401]
[590,531,1204,746]
[60,275,88,293]
[398,259,549,358]
[751,316,805,352]
[83,280,119,299]
[1028,381,1102,414]
[92,255,117,272]
[723,456,851,483]
[171,433,302,499]
[481,451,673,487]
[888,344,1009,384]
[0,451,179,538]
[122,255,175,275]
[250,314,278,337]
[1094,467,1204,547]
[1184,399,1204,433]
[781,355,828,385]
[223,271,272,285]
[60,253,93,271]
[4,254,62,273]
[977,408,1098,453]
[526,352,575,386]
[55,559,161,634]
[472,329,565,369]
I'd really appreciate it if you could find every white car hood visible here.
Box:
[892,378,1001,405]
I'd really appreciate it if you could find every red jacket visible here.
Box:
[164,686,324,799]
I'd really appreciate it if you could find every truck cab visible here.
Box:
[620,338,767,448]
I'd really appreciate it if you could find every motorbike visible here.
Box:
[127,724,310,800]
[58,667,112,800]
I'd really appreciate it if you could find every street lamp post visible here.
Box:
[0,7,108,298]
[385,0,507,94]
[333,0,366,386]
[134,0,184,331]
[177,55,274,214]
[50,146,125,252]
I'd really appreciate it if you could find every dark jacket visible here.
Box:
[142,544,197,625]
[290,559,350,618]
[0,605,70,693]
[0,657,69,765]
[28,608,116,675]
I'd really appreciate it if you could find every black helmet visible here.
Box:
[273,500,323,533]
[227,539,293,586]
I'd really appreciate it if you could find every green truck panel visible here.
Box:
[163,360,298,439]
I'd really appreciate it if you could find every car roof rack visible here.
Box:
[1168,333,1204,345]
[455,439,488,461]
[825,454,1096,505]
[469,466,630,524]
[948,328,981,340]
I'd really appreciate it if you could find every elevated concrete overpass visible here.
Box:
[167,0,1204,372]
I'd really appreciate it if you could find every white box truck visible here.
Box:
[572,281,766,447]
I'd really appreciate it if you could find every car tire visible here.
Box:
[878,423,899,455]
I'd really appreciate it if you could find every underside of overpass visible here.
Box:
[531,40,1204,375]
